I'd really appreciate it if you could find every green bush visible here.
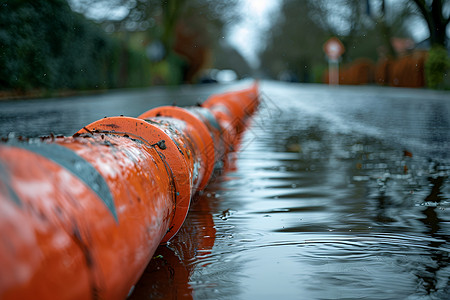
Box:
[425,45,450,89]
[0,0,151,91]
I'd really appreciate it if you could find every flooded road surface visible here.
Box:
[2,81,449,299]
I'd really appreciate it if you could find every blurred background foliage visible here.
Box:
[72,0,247,85]
[426,45,450,88]
[0,0,248,92]
[260,0,449,88]
[0,0,448,93]
[0,0,152,91]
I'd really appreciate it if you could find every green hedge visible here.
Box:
[0,0,151,91]
[425,45,450,89]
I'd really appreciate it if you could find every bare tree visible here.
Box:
[410,0,449,47]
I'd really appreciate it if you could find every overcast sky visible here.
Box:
[227,0,281,69]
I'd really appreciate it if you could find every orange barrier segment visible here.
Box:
[0,135,174,299]
[0,82,259,300]
[139,106,216,191]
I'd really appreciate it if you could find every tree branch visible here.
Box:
[410,0,434,35]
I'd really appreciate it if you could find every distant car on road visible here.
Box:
[216,69,238,83]
[199,69,238,84]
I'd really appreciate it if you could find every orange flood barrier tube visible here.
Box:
[0,83,259,300]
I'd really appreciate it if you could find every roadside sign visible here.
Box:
[324,37,345,61]
[323,37,345,85]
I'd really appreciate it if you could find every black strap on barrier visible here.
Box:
[0,159,23,206]
[8,142,118,222]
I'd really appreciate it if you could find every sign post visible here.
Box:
[323,37,345,85]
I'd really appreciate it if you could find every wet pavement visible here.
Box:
[0,84,236,137]
[1,81,449,299]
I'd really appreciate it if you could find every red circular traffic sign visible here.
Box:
[324,37,345,60]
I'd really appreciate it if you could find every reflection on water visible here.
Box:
[130,82,449,299]
[129,192,217,300]
[418,172,448,295]
[1,82,449,299]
